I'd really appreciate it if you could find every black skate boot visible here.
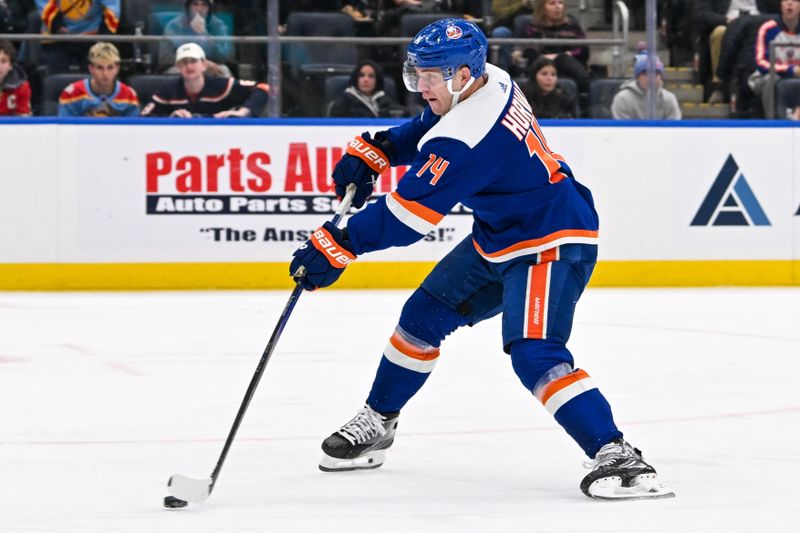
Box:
[581,438,675,500]
[319,405,399,472]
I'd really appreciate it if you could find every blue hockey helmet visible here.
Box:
[403,18,488,92]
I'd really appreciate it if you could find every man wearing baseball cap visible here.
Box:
[142,42,269,118]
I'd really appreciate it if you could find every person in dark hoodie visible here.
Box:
[0,40,31,116]
[520,56,577,118]
[327,60,407,118]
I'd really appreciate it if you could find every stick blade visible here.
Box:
[167,474,212,503]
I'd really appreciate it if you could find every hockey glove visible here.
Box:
[332,132,393,208]
[290,222,357,291]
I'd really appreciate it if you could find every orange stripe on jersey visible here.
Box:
[42,1,59,31]
[389,192,444,225]
[473,229,599,261]
[525,263,550,339]
[389,331,440,361]
[199,78,234,102]
[103,8,120,33]
[539,247,558,264]
[537,369,591,404]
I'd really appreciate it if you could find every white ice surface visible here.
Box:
[1,288,798,532]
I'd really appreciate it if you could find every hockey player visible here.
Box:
[290,18,674,500]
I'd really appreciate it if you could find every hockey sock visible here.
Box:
[366,289,466,413]
[511,339,622,458]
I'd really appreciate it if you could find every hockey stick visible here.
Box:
[165,184,357,508]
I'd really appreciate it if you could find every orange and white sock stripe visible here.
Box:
[535,369,597,415]
[383,328,440,374]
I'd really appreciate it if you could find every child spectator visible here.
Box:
[158,0,233,77]
[0,40,32,116]
[327,60,406,117]
[58,42,139,117]
[611,54,682,119]
[35,1,120,72]
[519,56,576,118]
[141,42,269,118]
[750,0,800,113]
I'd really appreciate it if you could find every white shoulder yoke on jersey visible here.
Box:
[417,63,512,151]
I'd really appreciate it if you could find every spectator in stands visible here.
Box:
[327,60,407,118]
[158,0,233,78]
[519,56,576,118]
[492,0,535,28]
[695,0,761,103]
[0,39,32,116]
[1,0,35,33]
[517,0,591,93]
[751,0,800,103]
[611,54,682,119]
[141,42,269,118]
[57,42,138,117]
[35,0,120,73]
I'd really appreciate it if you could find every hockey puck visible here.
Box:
[163,496,188,509]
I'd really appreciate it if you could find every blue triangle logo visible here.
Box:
[691,155,770,226]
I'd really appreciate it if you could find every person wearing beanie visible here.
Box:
[327,60,407,118]
[159,0,232,76]
[611,54,682,120]
[0,39,31,116]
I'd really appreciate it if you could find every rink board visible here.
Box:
[1,118,799,289]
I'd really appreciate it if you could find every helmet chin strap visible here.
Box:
[446,76,475,111]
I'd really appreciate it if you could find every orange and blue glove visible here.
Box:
[290,222,357,291]
[332,132,393,209]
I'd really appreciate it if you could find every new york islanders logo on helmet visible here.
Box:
[445,25,463,40]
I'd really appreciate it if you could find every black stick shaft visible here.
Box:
[206,187,356,492]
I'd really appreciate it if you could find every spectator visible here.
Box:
[158,0,233,77]
[695,0,761,103]
[327,60,407,118]
[1,0,35,33]
[0,40,32,116]
[517,0,590,93]
[35,0,120,73]
[492,0,535,28]
[58,42,138,117]
[750,0,800,108]
[611,54,682,119]
[519,56,576,118]
[141,42,269,118]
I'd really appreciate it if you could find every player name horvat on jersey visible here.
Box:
[344,63,599,264]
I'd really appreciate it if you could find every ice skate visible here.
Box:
[319,405,399,472]
[581,438,675,500]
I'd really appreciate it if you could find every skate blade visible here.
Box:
[319,450,386,472]
[588,473,676,501]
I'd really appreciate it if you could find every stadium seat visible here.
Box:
[588,78,625,118]
[128,74,181,106]
[557,77,581,118]
[41,73,86,116]
[285,11,356,78]
[773,78,800,119]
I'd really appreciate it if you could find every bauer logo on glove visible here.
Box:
[311,227,356,267]
[332,131,394,209]
[290,222,357,291]
[347,136,390,173]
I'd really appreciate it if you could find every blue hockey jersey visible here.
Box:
[346,63,599,263]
